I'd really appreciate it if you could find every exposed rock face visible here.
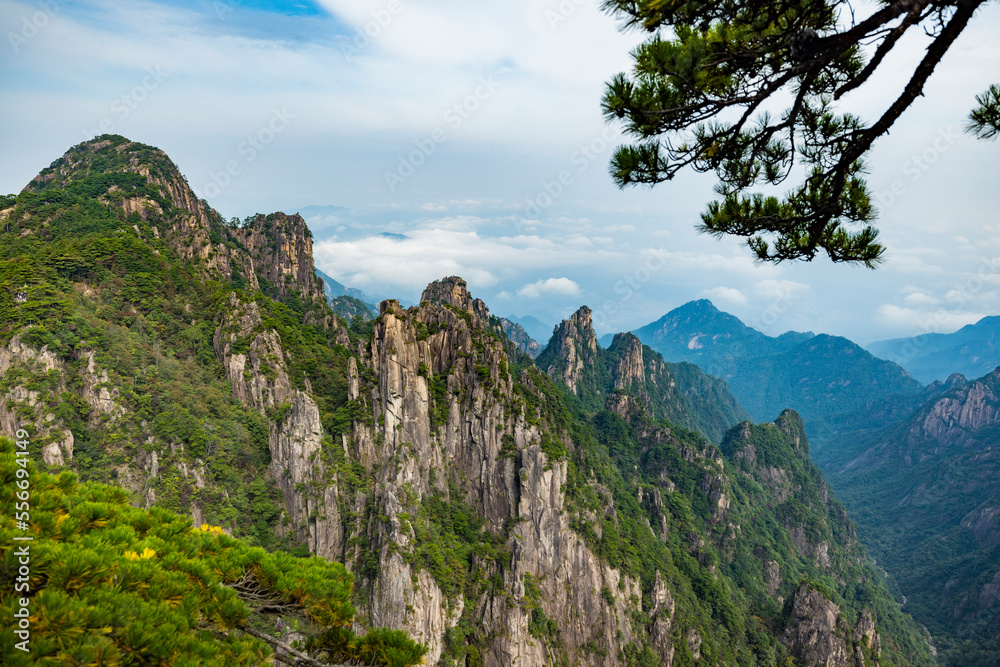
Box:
[611,332,645,389]
[783,584,852,666]
[764,559,782,597]
[499,317,541,358]
[306,280,652,665]
[650,571,676,664]
[213,292,342,559]
[961,504,1000,548]
[782,584,884,667]
[231,213,324,303]
[0,336,75,466]
[540,306,598,394]
[905,369,1000,447]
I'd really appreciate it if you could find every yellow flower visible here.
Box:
[197,523,226,535]
[125,547,156,560]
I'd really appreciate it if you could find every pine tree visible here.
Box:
[0,437,427,667]
[601,0,996,266]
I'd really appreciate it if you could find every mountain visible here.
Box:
[0,135,935,666]
[498,317,541,358]
[819,368,1000,667]
[867,316,1000,384]
[503,313,554,346]
[625,299,814,371]
[536,308,750,444]
[626,300,924,444]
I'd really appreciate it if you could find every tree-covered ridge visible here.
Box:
[0,437,426,666]
[0,135,359,548]
[818,368,1000,667]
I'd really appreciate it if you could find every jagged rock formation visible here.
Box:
[336,278,643,664]
[0,136,938,667]
[783,583,883,667]
[539,318,749,444]
[538,306,599,394]
[499,317,541,358]
[213,293,342,558]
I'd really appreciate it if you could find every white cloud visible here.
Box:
[903,291,939,306]
[877,304,984,333]
[700,286,747,306]
[753,279,810,300]
[517,278,581,298]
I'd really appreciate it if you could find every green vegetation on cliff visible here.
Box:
[0,437,426,666]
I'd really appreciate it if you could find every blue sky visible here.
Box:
[2,0,999,346]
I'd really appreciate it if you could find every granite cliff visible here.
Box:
[0,136,937,666]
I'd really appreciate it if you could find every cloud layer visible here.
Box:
[3,0,1000,344]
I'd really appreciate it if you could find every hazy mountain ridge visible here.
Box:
[0,136,935,666]
[504,313,554,347]
[623,300,924,442]
[867,316,1000,384]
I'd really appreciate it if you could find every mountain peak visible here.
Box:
[421,276,472,309]
[537,306,598,395]
[26,135,184,196]
[419,276,491,328]
[679,298,721,313]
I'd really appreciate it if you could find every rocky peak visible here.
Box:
[499,318,541,358]
[420,276,490,328]
[229,212,324,303]
[538,306,598,394]
[774,409,808,454]
[945,371,969,388]
[903,369,1000,448]
[26,135,212,234]
[609,332,645,389]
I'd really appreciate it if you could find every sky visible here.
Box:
[2,0,999,346]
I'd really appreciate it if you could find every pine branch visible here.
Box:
[239,625,362,667]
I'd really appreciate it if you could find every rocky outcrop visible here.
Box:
[783,584,851,666]
[784,583,881,666]
[650,571,676,663]
[230,213,324,303]
[213,292,341,559]
[910,370,1000,444]
[0,336,74,466]
[610,332,645,389]
[539,306,598,394]
[499,317,541,358]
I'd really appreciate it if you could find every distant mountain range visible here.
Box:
[610,300,923,442]
[867,316,1000,384]
[314,267,376,320]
